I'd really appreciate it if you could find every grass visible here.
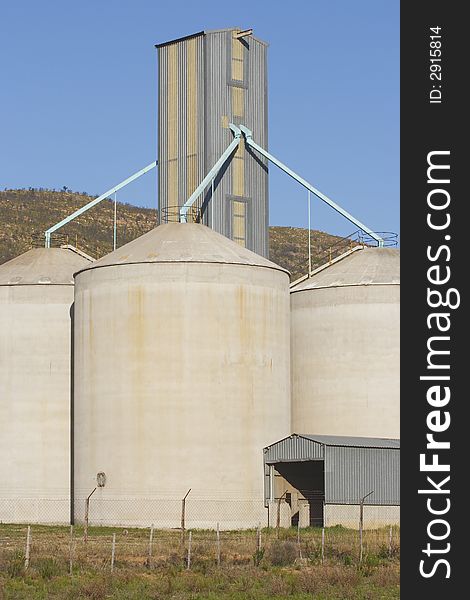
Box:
[0,523,399,599]
[0,566,400,600]
[0,565,400,599]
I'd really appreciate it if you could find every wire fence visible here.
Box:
[0,521,400,576]
[0,497,399,575]
[0,496,399,530]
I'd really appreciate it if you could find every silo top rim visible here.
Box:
[155,28,268,49]
[290,247,400,292]
[75,223,288,276]
[0,247,91,286]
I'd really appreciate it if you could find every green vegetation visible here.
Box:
[269,226,350,282]
[0,523,400,599]
[0,188,347,281]
[0,188,157,266]
[0,565,400,599]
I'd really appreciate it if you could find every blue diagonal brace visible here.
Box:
[180,124,242,223]
[239,125,384,247]
[44,161,157,247]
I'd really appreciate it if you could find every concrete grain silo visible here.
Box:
[290,247,399,439]
[73,223,290,528]
[0,248,91,524]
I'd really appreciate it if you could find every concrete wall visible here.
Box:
[0,285,74,524]
[291,285,400,439]
[266,502,400,529]
[73,261,291,528]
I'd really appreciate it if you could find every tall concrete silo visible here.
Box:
[290,247,400,439]
[73,223,290,528]
[0,248,90,524]
[156,29,269,256]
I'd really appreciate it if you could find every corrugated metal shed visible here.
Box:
[264,434,325,463]
[263,434,400,506]
[300,435,400,449]
[325,445,399,505]
[156,28,269,257]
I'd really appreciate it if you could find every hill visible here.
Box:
[0,189,347,281]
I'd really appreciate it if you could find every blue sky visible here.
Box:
[0,1,399,238]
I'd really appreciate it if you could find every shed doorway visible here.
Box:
[273,460,325,527]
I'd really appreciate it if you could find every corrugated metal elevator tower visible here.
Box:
[156,28,269,257]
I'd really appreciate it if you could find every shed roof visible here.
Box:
[300,434,400,449]
[264,433,400,451]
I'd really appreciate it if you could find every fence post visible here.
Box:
[359,491,374,564]
[359,503,364,564]
[321,527,325,564]
[297,520,302,559]
[181,489,191,544]
[276,490,288,538]
[257,522,262,553]
[111,533,116,573]
[388,525,393,558]
[24,526,31,570]
[69,525,74,576]
[148,524,154,567]
[187,531,192,570]
[84,487,97,543]
[216,523,221,566]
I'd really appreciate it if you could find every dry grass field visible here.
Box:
[0,523,400,599]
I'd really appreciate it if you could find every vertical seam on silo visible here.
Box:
[231,32,246,246]
[198,35,205,218]
[187,38,198,210]
[167,44,178,213]
[178,42,186,210]
[158,47,169,221]
[264,39,269,256]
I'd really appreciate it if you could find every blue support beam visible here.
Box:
[180,124,242,223]
[239,125,384,247]
[45,161,157,247]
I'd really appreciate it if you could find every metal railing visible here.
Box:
[161,204,203,224]
[355,230,398,247]
[314,229,398,269]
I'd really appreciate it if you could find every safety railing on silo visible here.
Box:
[322,230,398,266]
[161,204,204,224]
